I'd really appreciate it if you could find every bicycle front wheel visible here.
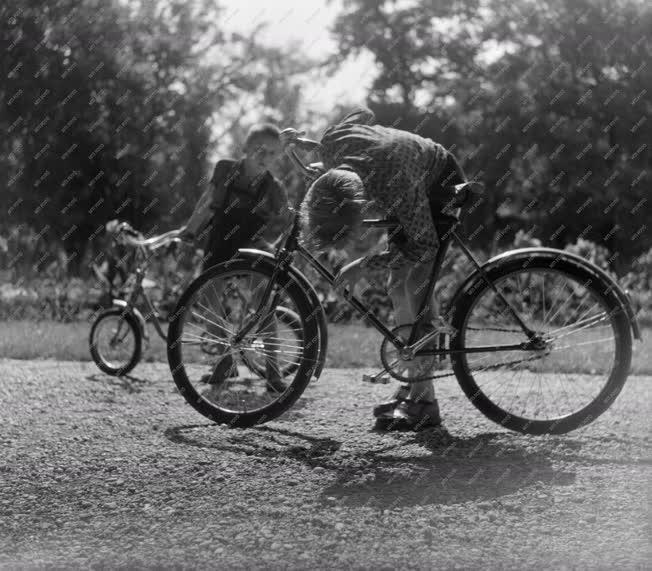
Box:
[167,259,320,427]
[451,256,632,435]
[240,305,304,378]
[89,308,142,376]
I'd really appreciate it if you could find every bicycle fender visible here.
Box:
[237,248,329,378]
[448,247,641,340]
[112,299,149,340]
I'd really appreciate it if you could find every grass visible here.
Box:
[0,320,381,370]
[0,319,650,374]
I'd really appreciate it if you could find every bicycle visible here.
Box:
[89,222,183,375]
[90,221,304,378]
[167,133,642,435]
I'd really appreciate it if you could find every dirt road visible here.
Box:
[0,359,650,569]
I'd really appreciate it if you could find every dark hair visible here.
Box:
[245,123,281,147]
[299,168,367,251]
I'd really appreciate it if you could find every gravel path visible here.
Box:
[1,359,650,569]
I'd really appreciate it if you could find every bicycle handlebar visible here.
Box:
[121,231,181,250]
[280,128,323,181]
[110,222,182,250]
[284,144,324,181]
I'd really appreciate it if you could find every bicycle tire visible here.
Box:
[450,255,632,435]
[89,308,142,376]
[167,259,321,427]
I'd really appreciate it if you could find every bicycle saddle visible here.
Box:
[439,180,485,212]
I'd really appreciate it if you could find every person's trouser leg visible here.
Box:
[199,277,238,383]
[247,273,284,391]
[387,261,437,402]
[260,312,285,391]
[198,249,240,382]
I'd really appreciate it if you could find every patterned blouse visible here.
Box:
[318,108,449,270]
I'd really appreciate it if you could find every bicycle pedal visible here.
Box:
[362,373,391,384]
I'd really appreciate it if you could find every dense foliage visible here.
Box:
[1,0,650,324]
[332,0,651,269]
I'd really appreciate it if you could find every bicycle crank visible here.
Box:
[379,324,443,383]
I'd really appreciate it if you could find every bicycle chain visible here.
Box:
[417,353,546,382]
[465,326,525,333]
[376,331,547,384]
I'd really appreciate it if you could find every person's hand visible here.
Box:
[178,226,195,244]
[279,128,306,148]
[333,258,365,294]
[251,238,275,253]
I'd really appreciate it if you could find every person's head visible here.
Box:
[299,168,368,251]
[243,123,281,172]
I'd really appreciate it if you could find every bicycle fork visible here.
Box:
[231,256,289,343]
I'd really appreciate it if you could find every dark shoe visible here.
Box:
[266,377,287,394]
[374,399,442,432]
[200,354,238,385]
[372,385,410,417]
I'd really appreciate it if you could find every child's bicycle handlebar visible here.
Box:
[109,221,183,251]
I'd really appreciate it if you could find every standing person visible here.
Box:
[180,123,291,391]
[282,107,472,430]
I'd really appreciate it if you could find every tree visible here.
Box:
[0,0,315,275]
[331,0,652,268]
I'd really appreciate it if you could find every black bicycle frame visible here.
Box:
[234,204,538,357]
[123,248,168,341]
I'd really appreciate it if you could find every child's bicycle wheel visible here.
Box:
[89,308,142,376]
[167,259,320,427]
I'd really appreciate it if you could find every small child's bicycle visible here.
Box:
[90,222,304,378]
[166,136,641,435]
[89,222,183,375]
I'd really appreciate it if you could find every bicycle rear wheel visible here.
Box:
[451,256,632,435]
[167,259,320,427]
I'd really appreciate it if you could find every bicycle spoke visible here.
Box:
[548,320,611,342]
[553,336,615,351]
[182,331,230,347]
[190,309,233,335]
[172,263,316,419]
[185,320,228,340]
[544,311,609,339]
[541,273,546,324]
[193,300,233,333]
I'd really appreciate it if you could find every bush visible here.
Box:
[564,237,614,274]
[622,247,652,326]
[562,238,652,325]
[2,229,650,330]
[0,278,105,322]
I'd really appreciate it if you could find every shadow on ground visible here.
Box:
[164,423,578,507]
[85,372,150,394]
